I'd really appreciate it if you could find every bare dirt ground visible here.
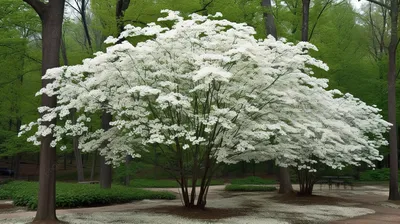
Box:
[0,184,399,224]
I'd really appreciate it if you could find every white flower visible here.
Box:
[19,10,388,170]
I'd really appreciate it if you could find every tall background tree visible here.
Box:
[22,0,65,221]
[262,0,294,194]
[364,0,400,201]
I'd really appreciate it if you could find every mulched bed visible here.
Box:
[139,205,252,219]
[270,193,354,206]
[0,204,13,210]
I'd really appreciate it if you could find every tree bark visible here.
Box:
[100,156,112,188]
[116,0,131,186]
[63,152,67,170]
[388,0,400,200]
[278,167,294,194]
[80,0,92,52]
[301,0,311,41]
[13,154,21,179]
[62,36,85,182]
[116,0,130,34]
[13,119,23,179]
[261,0,294,194]
[90,151,97,181]
[22,0,65,222]
[100,111,112,189]
[262,0,277,38]
[71,109,85,182]
[73,136,85,182]
[124,155,131,185]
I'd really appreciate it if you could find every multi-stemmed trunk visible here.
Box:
[177,153,216,209]
[297,169,316,196]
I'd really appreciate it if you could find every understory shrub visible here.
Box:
[230,176,276,185]
[0,181,175,210]
[225,184,277,192]
[359,168,400,181]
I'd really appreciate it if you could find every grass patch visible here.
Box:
[130,179,225,188]
[230,176,276,185]
[0,181,175,210]
[225,184,277,192]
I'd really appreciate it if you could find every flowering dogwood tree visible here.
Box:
[20,10,389,207]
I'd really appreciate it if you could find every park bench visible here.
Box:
[78,181,99,184]
[0,168,14,177]
[316,176,354,190]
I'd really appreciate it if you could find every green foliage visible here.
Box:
[225,184,277,192]
[359,168,400,181]
[0,0,394,178]
[113,161,145,184]
[0,181,175,210]
[0,0,42,158]
[129,179,224,188]
[230,176,276,185]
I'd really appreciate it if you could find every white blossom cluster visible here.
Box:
[19,10,390,168]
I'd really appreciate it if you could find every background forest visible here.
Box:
[0,0,395,182]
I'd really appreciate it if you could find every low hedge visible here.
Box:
[130,179,224,188]
[359,168,400,181]
[230,176,276,185]
[225,184,277,192]
[0,181,175,210]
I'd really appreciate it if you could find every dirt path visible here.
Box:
[324,185,400,224]
[0,185,398,224]
[330,205,400,224]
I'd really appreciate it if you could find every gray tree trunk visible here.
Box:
[301,0,310,41]
[124,155,131,185]
[100,111,112,189]
[23,0,65,221]
[365,0,400,201]
[278,167,294,194]
[71,109,85,182]
[100,156,112,189]
[262,0,277,38]
[262,0,294,194]
[90,151,97,181]
[388,0,400,200]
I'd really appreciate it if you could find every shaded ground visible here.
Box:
[271,192,353,206]
[0,184,399,223]
[139,206,252,220]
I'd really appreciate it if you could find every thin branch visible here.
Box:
[23,0,46,18]
[66,1,80,13]
[363,0,390,10]
[309,0,332,41]
[74,0,82,12]
[192,0,215,14]
[0,69,41,87]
